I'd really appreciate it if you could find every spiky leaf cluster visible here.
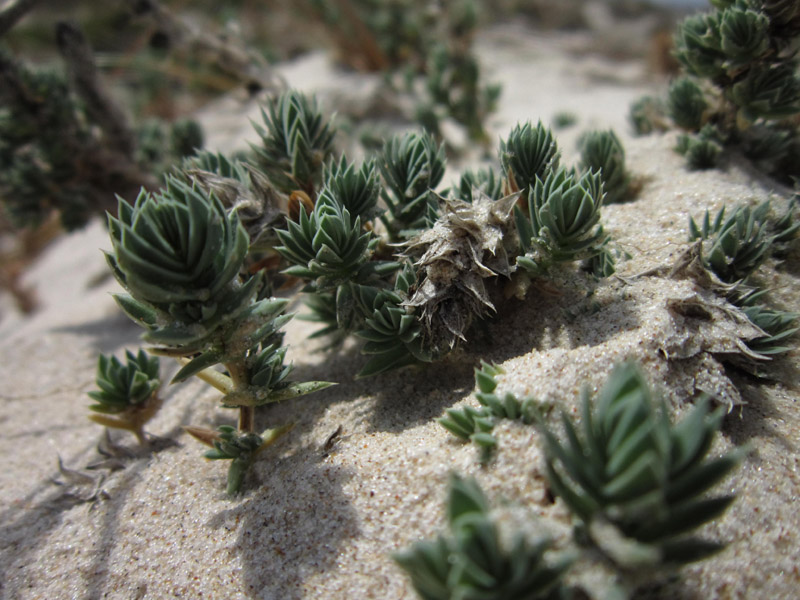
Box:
[668,78,709,131]
[355,263,431,377]
[379,131,446,239]
[275,191,384,291]
[87,349,161,444]
[579,130,631,205]
[204,425,265,495]
[395,474,571,600]
[439,361,543,460]
[651,1,800,179]
[499,121,560,196]
[688,202,772,283]
[322,156,381,221]
[252,90,336,196]
[676,124,724,170]
[742,304,799,354]
[514,167,610,274]
[88,350,160,414]
[452,167,503,204]
[0,51,91,230]
[542,363,741,567]
[108,178,253,346]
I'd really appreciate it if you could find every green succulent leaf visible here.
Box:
[395,474,572,600]
[251,90,335,195]
[499,121,560,196]
[579,129,631,205]
[378,131,446,240]
[542,363,742,568]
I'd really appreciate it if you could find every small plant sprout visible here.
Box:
[395,474,572,600]
[439,361,545,461]
[378,130,446,240]
[667,77,708,131]
[106,176,333,495]
[541,363,742,577]
[579,129,633,205]
[252,90,336,198]
[688,202,773,283]
[499,121,560,197]
[514,166,612,277]
[87,350,161,446]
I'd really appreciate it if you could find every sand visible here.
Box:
[1,25,798,600]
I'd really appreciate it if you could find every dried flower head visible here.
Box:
[402,192,518,353]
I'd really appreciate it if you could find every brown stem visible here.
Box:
[239,406,255,434]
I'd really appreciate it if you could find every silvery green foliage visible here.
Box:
[106,177,292,384]
[0,50,91,230]
[87,349,161,444]
[354,263,431,378]
[742,304,799,354]
[629,96,669,136]
[499,121,560,196]
[379,131,446,239]
[688,202,773,283]
[275,191,375,292]
[204,425,265,496]
[322,155,382,221]
[423,41,502,142]
[676,124,723,170]
[730,61,800,121]
[664,0,800,178]
[452,167,503,203]
[88,350,160,414]
[542,363,742,568]
[514,167,611,274]
[667,78,708,131]
[439,362,542,460]
[252,90,336,196]
[395,474,571,600]
[578,130,631,205]
[182,150,285,252]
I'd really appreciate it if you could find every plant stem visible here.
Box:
[239,406,255,434]
[224,360,256,434]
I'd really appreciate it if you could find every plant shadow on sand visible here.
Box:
[209,444,359,600]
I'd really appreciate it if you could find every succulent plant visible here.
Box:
[730,61,800,122]
[742,304,799,355]
[499,121,560,196]
[676,124,723,170]
[542,362,742,570]
[106,173,332,493]
[252,90,336,197]
[452,167,503,204]
[378,130,446,239]
[354,263,431,377]
[87,349,161,445]
[688,202,773,283]
[629,96,669,136]
[644,0,800,179]
[667,77,709,131]
[579,129,632,205]
[439,361,544,460]
[395,474,572,600]
[514,167,610,275]
[106,178,259,362]
[322,155,382,222]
